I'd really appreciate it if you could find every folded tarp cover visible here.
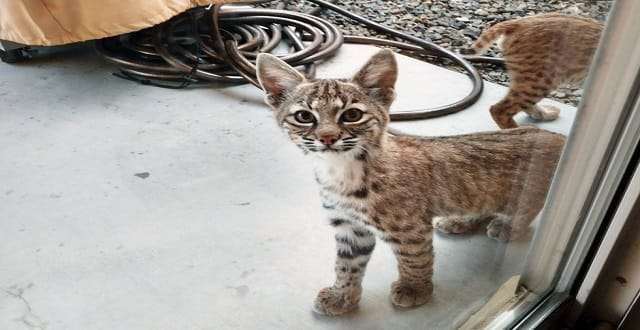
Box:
[0,0,242,46]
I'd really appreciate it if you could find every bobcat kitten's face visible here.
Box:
[256,50,398,156]
[268,81,384,154]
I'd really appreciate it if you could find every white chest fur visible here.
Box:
[312,152,366,194]
[312,152,372,230]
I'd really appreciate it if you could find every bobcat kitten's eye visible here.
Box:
[340,109,364,123]
[294,110,315,124]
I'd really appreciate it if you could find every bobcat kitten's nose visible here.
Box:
[319,134,339,146]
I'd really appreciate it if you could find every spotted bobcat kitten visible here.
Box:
[256,49,565,316]
[468,13,603,129]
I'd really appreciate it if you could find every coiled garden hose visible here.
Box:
[96,0,504,120]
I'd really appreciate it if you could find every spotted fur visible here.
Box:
[256,49,565,316]
[469,13,603,129]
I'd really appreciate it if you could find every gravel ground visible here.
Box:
[271,0,613,106]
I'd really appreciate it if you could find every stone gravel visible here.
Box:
[272,0,613,106]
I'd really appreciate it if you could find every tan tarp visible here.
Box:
[0,0,241,46]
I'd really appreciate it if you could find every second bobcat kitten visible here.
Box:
[256,49,565,315]
[469,13,603,129]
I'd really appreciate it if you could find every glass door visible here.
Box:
[477,0,640,328]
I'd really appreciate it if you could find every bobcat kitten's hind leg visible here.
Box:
[432,214,488,235]
[486,215,515,242]
[525,104,561,122]
[486,212,536,242]
[490,60,558,128]
[489,94,522,129]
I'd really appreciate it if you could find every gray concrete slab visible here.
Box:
[0,43,576,330]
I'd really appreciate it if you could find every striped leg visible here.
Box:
[313,221,376,316]
[385,230,434,308]
[490,67,559,129]
[489,90,528,129]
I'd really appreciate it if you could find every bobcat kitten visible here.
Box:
[256,50,565,315]
[469,13,603,129]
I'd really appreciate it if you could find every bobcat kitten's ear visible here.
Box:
[256,53,306,108]
[352,49,398,108]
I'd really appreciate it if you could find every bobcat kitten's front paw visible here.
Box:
[390,280,433,308]
[312,286,361,316]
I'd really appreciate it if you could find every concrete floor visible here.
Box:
[0,44,576,330]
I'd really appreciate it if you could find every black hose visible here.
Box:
[303,0,488,120]
[96,1,505,121]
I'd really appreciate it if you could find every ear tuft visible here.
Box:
[352,49,398,107]
[256,54,306,108]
